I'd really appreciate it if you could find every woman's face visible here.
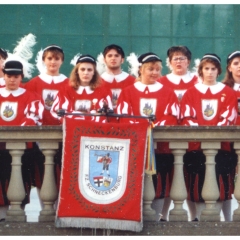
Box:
[43,52,63,75]
[170,52,190,75]
[4,74,22,91]
[228,57,240,81]
[202,62,218,85]
[77,62,95,86]
[139,62,161,85]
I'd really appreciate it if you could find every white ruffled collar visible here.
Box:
[76,86,94,94]
[134,81,163,92]
[194,82,225,94]
[39,73,67,84]
[0,87,26,97]
[233,82,240,91]
[101,71,129,83]
[166,71,196,84]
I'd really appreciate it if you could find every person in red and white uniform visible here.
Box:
[98,44,135,113]
[181,53,238,221]
[222,51,240,125]
[23,44,69,208]
[158,46,199,221]
[117,52,179,221]
[0,48,8,87]
[221,50,240,221]
[0,60,44,221]
[51,54,113,123]
[159,46,198,103]
[24,45,69,125]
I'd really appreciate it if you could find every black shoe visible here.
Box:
[0,218,5,222]
[160,218,167,222]
[192,218,198,221]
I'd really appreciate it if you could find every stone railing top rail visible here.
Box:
[1,125,240,142]
[153,126,240,142]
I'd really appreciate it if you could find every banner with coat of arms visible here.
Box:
[55,117,149,232]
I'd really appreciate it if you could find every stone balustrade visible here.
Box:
[1,125,240,223]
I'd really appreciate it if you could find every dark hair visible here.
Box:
[42,45,64,61]
[167,46,192,61]
[0,48,8,59]
[103,44,125,58]
[198,58,222,78]
[222,51,240,88]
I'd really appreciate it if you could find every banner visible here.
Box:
[55,117,149,232]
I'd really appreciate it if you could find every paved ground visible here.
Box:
[25,188,237,222]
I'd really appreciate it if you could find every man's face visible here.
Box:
[104,49,124,70]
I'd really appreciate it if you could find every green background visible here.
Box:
[1,4,240,81]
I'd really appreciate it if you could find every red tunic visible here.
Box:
[181,82,237,126]
[101,71,135,111]
[23,73,69,125]
[233,83,240,125]
[159,72,198,103]
[51,85,113,123]
[117,81,178,126]
[0,87,43,126]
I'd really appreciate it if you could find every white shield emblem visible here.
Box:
[42,89,59,110]
[202,99,218,121]
[75,99,92,113]
[0,101,18,122]
[140,98,157,116]
[79,137,130,204]
[111,88,121,108]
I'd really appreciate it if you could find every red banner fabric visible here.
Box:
[55,117,149,232]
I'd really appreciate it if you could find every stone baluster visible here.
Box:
[6,142,26,222]
[200,142,220,221]
[169,142,188,221]
[143,173,156,221]
[233,143,240,221]
[38,142,59,222]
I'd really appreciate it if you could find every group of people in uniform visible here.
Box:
[0,42,240,223]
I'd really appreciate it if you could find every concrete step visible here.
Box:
[1,221,240,236]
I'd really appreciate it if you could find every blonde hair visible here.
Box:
[136,61,162,82]
[69,62,101,90]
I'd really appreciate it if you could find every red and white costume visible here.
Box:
[117,81,178,199]
[51,84,113,123]
[117,81,178,126]
[0,87,43,207]
[181,82,237,128]
[233,83,240,125]
[181,82,238,202]
[101,71,135,111]
[159,72,198,103]
[24,73,69,125]
[0,87,43,126]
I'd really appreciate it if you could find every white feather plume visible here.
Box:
[13,33,37,62]
[70,53,82,66]
[191,58,200,75]
[126,52,140,77]
[5,53,35,79]
[4,33,37,79]
[35,49,46,74]
[96,52,106,75]
[166,57,173,71]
